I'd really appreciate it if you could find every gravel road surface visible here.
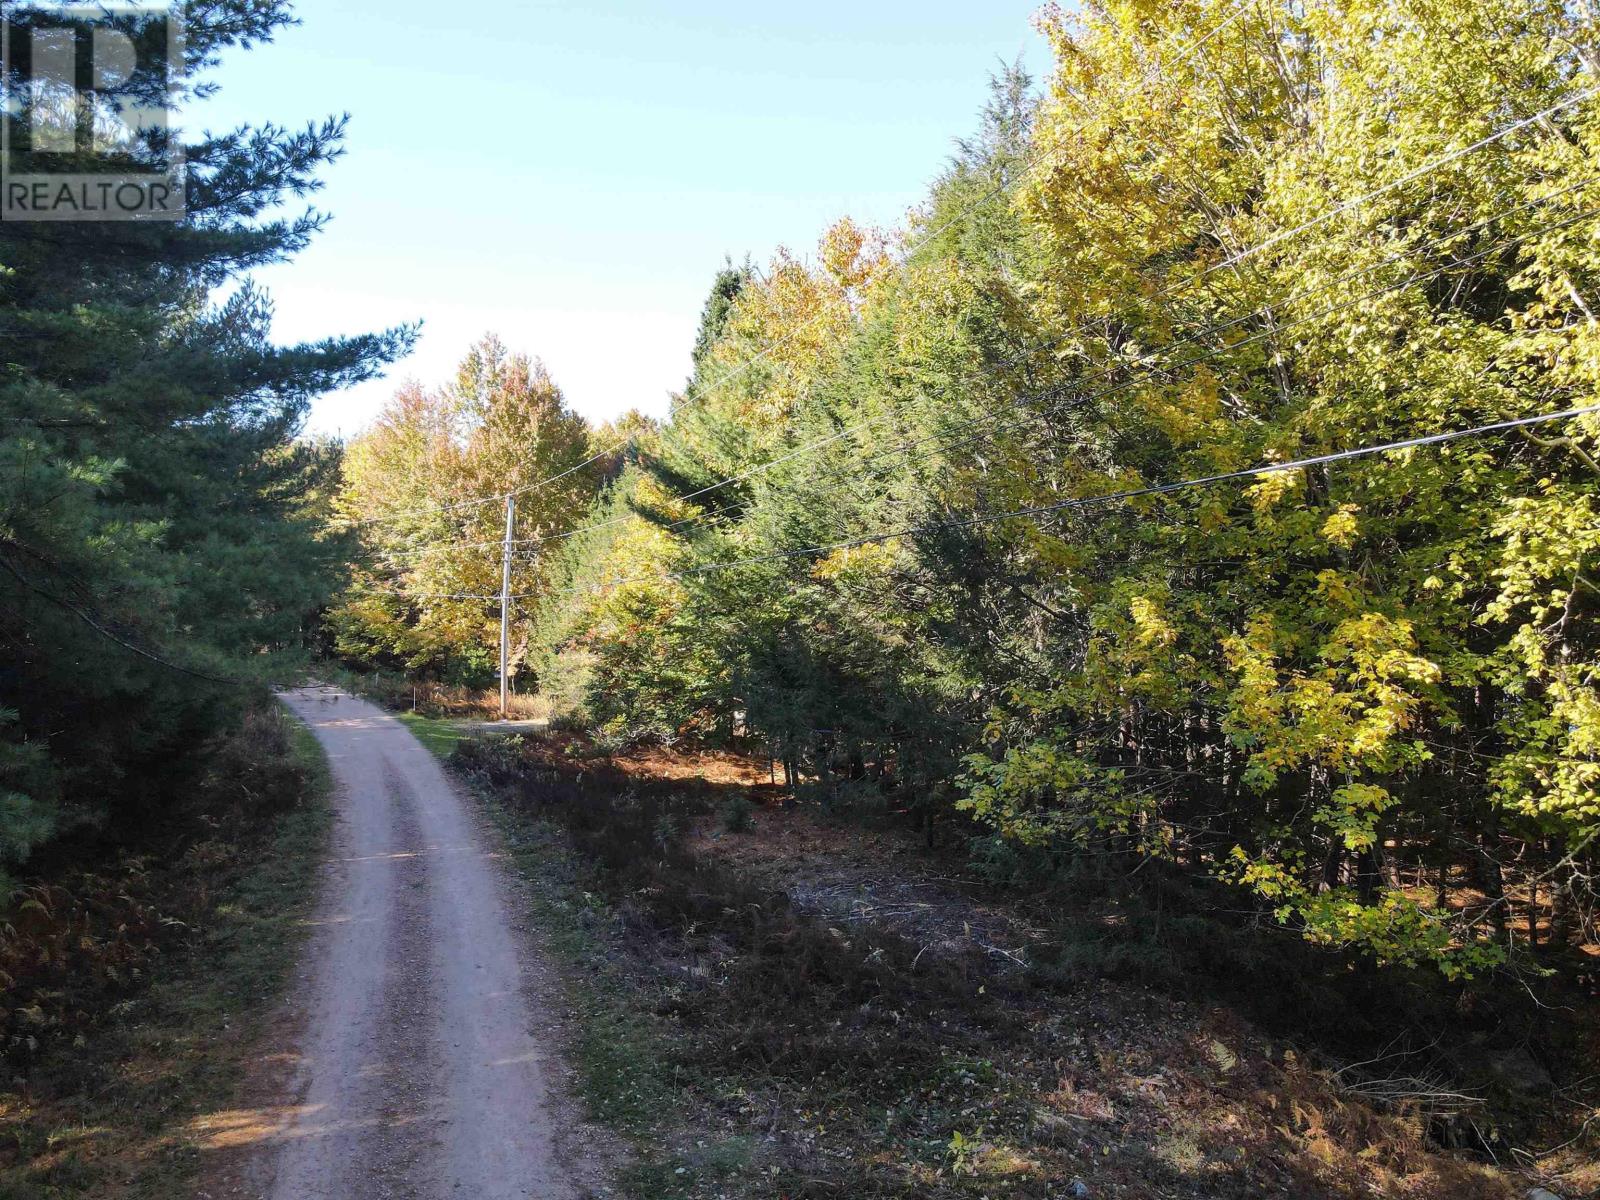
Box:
[211,687,600,1199]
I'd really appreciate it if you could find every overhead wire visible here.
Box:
[346,76,1600,557]
[485,78,1598,530]
[348,404,1600,605]
[328,3,1273,534]
[336,60,1600,611]
[505,176,1600,560]
[343,181,1600,576]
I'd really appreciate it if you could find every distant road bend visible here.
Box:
[216,686,601,1200]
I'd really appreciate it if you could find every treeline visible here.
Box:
[331,336,644,683]
[0,1,405,885]
[340,0,1600,976]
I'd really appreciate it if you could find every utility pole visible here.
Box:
[499,492,515,720]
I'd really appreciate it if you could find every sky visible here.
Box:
[196,1,1053,438]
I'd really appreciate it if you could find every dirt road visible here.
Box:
[215,687,600,1199]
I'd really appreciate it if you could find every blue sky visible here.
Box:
[198,2,1052,437]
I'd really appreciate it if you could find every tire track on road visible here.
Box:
[210,688,603,1200]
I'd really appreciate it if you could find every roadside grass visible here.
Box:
[324,667,550,724]
[397,709,547,769]
[395,710,466,761]
[453,734,1532,1200]
[476,793,674,1138]
[0,704,333,1200]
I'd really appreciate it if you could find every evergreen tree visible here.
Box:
[0,1,412,874]
[530,14,1600,973]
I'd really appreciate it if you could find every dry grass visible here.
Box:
[0,705,332,1199]
[456,732,1588,1200]
[362,677,552,722]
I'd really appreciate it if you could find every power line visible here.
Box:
[350,404,1600,605]
[0,552,238,685]
[330,4,1270,534]
[595,405,1600,588]
[473,183,1600,563]
[862,199,1600,483]
[341,194,1600,586]
[1188,86,1598,286]
[337,74,1596,563]
[484,93,1600,557]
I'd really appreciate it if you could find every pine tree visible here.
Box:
[0,1,413,874]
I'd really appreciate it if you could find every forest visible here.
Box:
[338,0,1600,979]
[3,0,1600,1195]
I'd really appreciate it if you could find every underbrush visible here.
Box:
[457,734,1586,1199]
[0,698,332,1198]
[340,671,550,722]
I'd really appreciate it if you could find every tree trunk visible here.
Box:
[1527,879,1540,950]
[1550,878,1576,950]
[1473,839,1509,944]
